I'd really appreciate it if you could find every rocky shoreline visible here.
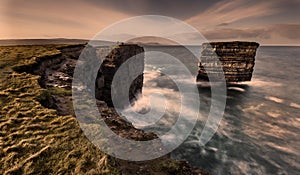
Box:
[12,44,210,175]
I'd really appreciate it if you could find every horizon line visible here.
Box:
[0,38,299,47]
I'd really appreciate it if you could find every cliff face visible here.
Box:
[95,44,144,107]
[197,41,259,82]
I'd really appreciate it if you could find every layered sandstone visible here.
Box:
[197,41,259,82]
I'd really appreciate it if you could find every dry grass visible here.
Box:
[0,45,119,175]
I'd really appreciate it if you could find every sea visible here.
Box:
[124,46,300,175]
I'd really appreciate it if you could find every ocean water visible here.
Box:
[124,46,300,175]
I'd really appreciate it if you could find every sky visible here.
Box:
[0,0,299,45]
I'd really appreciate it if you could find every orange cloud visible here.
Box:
[0,0,130,39]
[186,0,279,30]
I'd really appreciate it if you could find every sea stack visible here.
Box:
[197,41,259,82]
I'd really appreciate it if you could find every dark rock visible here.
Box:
[95,44,144,108]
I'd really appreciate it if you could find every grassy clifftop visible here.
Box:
[0,45,118,174]
[0,45,209,175]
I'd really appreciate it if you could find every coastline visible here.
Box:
[0,44,210,174]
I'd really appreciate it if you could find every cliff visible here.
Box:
[0,44,210,175]
[95,44,144,108]
[197,41,260,82]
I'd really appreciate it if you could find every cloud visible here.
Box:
[270,24,300,39]
[186,0,280,29]
[217,23,231,27]
[85,0,221,19]
[1,0,131,39]
[1,0,299,45]
[6,11,84,28]
[202,24,300,40]
[182,0,300,45]
[202,28,270,40]
[201,23,300,45]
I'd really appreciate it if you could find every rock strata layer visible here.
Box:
[197,41,259,82]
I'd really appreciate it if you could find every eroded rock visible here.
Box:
[197,41,259,82]
[95,44,144,108]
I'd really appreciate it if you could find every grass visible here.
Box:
[0,45,119,175]
[47,87,72,96]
